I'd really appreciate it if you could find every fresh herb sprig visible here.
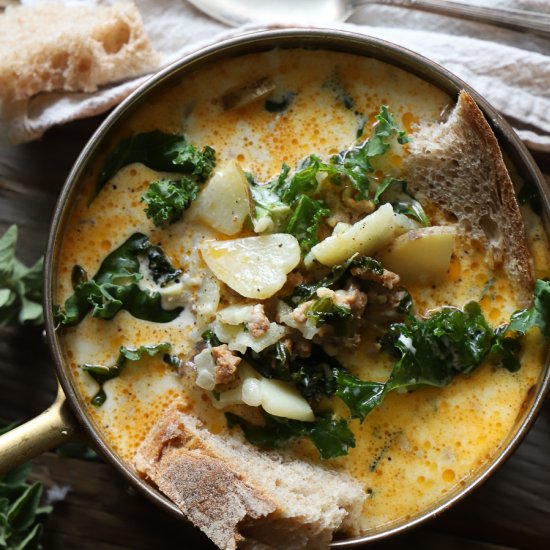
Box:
[0,421,53,549]
[0,225,43,327]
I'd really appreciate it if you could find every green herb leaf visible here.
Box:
[334,370,386,421]
[82,342,171,406]
[248,106,412,244]
[382,302,499,393]
[306,296,355,337]
[291,254,383,305]
[0,226,43,327]
[245,341,338,402]
[55,234,182,326]
[508,279,550,336]
[97,131,215,195]
[55,443,101,462]
[285,195,330,253]
[201,329,222,347]
[374,177,429,226]
[142,177,200,227]
[226,411,355,460]
[0,421,52,549]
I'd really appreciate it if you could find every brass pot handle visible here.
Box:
[0,384,82,475]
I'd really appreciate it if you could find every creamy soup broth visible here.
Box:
[55,49,550,531]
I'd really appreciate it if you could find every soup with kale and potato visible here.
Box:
[53,48,550,531]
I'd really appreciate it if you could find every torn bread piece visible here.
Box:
[0,2,159,102]
[134,403,366,550]
[405,90,534,306]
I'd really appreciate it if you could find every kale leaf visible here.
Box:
[249,105,411,251]
[141,177,200,227]
[290,254,383,305]
[145,244,182,287]
[245,341,338,402]
[82,342,171,406]
[328,105,409,199]
[374,177,430,226]
[0,225,43,327]
[264,91,295,113]
[286,195,330,253]
[508,279,550,336]
[96,131,215,195]
[226,411,355,459]
[334,371,386,421]
[382,301,507,393]
[54,233,182,326]
[306,296,355,337]
[201,329,222,347]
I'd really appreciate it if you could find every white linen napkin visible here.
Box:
[4,0,550,151]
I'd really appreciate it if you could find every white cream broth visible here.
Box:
[55,49,550,532]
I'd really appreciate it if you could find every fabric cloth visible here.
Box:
[5,0,550,150]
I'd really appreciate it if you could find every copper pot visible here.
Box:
[1,28,548,547]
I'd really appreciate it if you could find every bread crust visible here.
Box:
[405,91,534,306]
[134,403,366,550]
[0,2,159,102]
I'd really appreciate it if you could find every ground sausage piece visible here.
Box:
[210,344,241,385]
[334,283,368,316]
[248,304,270,338]
[351,265,400,289]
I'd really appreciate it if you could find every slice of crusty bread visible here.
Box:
[134,403,366,550]
[405,91,534,306]
[0,2,159,102]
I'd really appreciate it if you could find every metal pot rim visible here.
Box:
[43,27,550,546]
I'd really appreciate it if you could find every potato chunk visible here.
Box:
[194,160,251,235]
[200,234,300,299]
[311,203,395,266]
[379,226,456,284]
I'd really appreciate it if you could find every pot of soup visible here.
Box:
[1,28,549,549]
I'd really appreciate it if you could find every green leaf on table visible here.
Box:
[0,421,52,550]
[0,226,44,327]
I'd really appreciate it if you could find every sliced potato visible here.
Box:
[194,160,251,235]
[311,203,395,266]
[379,226,456,284]
[213,362,314,421]
[260,378,315,422]
[200,234,300,299]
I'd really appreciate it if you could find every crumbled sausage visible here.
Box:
[248,304,270,338]
[211,344,241,385]
[334,283,368,316]
[351,265,400,289]
[290,301,312,324]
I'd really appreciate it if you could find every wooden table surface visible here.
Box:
[1,114,550,550]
